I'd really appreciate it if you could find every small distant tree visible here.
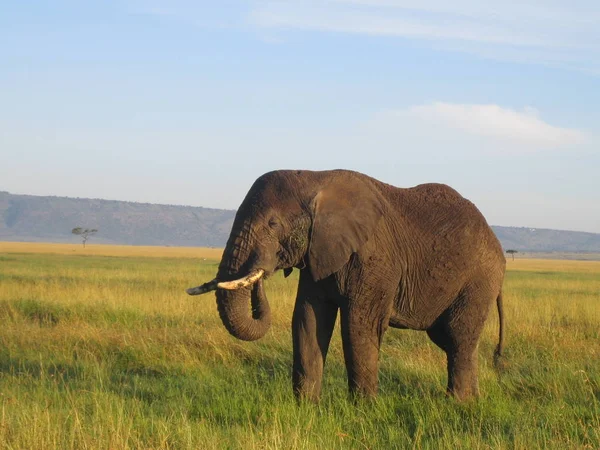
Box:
[506,249,518,261]
[72,227,98,248]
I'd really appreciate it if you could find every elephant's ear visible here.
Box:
[308,179,384,281]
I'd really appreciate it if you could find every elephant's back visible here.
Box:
[398,182,505,272]
[403,183,496,238]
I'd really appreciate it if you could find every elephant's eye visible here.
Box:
[268,217,280,229]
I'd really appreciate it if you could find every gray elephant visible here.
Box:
[187,170,505,401]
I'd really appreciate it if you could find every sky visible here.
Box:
[1,0,599,232]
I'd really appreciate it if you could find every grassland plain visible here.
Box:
[0,242,598,449]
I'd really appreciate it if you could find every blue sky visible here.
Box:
[1,1,599,232]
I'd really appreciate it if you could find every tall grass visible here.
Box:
[0,243,598,449]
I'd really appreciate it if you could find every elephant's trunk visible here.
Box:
[216,278,271,341]
[212,220,272,341]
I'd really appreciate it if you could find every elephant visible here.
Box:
[187,169,505,402]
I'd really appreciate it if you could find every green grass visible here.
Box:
[0,244,599,449]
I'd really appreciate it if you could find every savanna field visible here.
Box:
[0,243,598,449]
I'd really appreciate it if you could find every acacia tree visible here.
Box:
[506,249,518,261]
[72,227,98,248]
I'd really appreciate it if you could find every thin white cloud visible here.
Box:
[123,1,600,72]
[250,3,544,45]
[330,0,599,27]
[410,103,586,148]
[249,1,600,72]
[369,103,588,150]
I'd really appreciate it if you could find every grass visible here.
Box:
[0,241,224,259]
[0,242,598,449]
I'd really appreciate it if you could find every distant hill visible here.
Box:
[1,191,599,253]
[491,226,600,253]
[0,191,235,247]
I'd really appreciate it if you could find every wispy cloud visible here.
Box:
[408,103,586,148]
[368,103,588,151]
[249,1,600,73]
[251,3,541,45]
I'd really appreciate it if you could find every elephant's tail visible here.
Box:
[493,290,505,368]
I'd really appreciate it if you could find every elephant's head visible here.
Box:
[186,170,384,341]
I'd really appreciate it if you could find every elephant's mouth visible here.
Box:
[186,268,265,296]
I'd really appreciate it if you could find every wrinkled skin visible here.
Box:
[193,170,505,402]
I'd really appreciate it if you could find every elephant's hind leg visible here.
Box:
[428,289,495,400]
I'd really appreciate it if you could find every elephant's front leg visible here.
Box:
[340,304,389,398]
[292,295,338,402]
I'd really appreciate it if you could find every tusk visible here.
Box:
[186,279,218,296]
[217,269,265,290]
[186,269,265,295]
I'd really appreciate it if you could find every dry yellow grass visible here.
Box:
[506,257,600,273]
[0,242,224,259]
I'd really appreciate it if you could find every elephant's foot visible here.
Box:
[446,378,479,401]
[348,382,378,401]
[446,353,480,401]
[293,374,323,404]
